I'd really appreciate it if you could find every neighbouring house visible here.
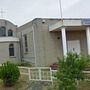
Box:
[0,18,90,66]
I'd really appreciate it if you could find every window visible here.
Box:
[8,29,13,36]
[0,27,6,36]
[24,34,28,52]
[9,44,14,56]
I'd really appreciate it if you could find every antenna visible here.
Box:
[0,8,5,18]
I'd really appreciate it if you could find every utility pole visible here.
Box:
[59,0,63,25]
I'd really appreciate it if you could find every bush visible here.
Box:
[0,61,20,86]
[56,53,89,90]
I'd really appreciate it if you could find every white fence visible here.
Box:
[18,67,90,82]
[0,64,90,82]
[19,67,54,82]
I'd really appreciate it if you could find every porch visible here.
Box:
[49,19,90,56]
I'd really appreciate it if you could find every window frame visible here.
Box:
[9,44,15,57]
[23,34,28,53]
[8,29,13,36]
[0,26,6,36]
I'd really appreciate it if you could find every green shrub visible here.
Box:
[0,61,20,86]
[56,53,89,90]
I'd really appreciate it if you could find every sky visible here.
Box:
[0,0,89,26]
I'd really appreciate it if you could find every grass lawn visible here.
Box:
[0,75,89,90]
[78,80,90,90]
[0,75,29,90]
[47,80,90,90]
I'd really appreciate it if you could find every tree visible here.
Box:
[56,53,89,90]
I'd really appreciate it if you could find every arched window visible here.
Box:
[8,29,13,36]
[0,26,6,36]
[9,44,14,56]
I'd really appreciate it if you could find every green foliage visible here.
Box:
[56,53,89,90]
[17,61,32,67]
[0,61,20,86]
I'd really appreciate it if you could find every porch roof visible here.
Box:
[49,19,90,31]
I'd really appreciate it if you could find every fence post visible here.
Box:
[39,68,41,80]
[50,68,53,85]
[28,68,31,80]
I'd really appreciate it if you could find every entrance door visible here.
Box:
[67,40,81,54]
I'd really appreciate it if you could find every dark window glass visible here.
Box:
[24,34,28,52]
[8,29,13,36]
[0,27,6,36]
[9,44,14,56]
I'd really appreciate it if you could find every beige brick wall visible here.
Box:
[33,19,63,66]
[34,19,87,66]
[0,42,20,64]
[18,19,88,67]
[0,20,20,64]
[20,26,35,64]
[0,20,17,37]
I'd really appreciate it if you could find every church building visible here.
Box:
[0,18,90,66]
